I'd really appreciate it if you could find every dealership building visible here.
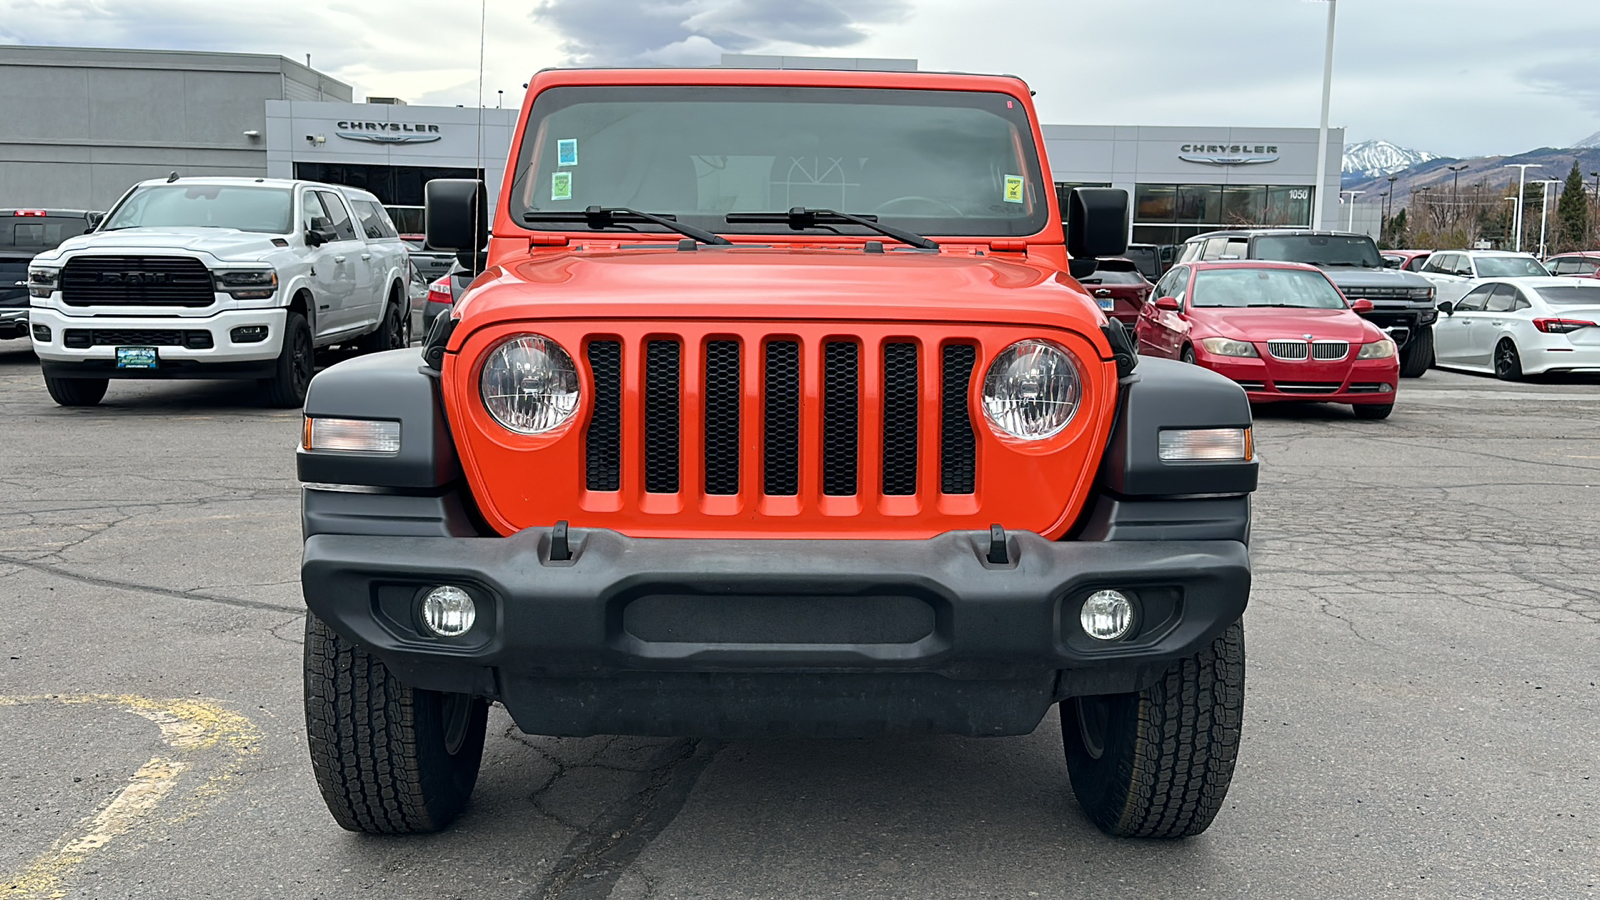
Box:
[3,46,1344,237]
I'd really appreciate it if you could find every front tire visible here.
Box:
[44,376,108,407]
[1353,403,1393,420]
[1062,620,1245,839]
[260,312,314,408]
[1494,339,1523,381]
[1180,345,1196,365]
[1399,326,1433,378]
[303,613,488,834]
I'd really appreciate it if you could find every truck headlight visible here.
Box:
[1198,337,1258,358]
[214,268,278,300]
[1356,339,1396,359]
[27,266,58,299]
[480,334,580,434]
[981,339,1082,441]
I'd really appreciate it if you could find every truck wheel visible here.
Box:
[1353,403,1393,420]
[1398,326,1432,378]
[303,613,489,834]
[260,312,314,408]
[357,299,406,354]
[44,376,109,407]
[1062,619,1244,839]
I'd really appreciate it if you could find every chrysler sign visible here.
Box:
[335,121,443,145]
[1179,143,1280,166]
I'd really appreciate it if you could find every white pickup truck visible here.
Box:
[27,176,412,407]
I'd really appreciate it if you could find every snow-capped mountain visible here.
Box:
[1575,130,1600,149]
[1342,140,1440,178]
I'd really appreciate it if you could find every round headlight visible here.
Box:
[981,339,1082,441]
[480,334,580,434]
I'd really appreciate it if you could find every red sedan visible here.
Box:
[1135,261,1401,419]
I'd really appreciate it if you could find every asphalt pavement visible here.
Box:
[1,341,1596,899]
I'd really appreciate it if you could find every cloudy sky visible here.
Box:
[2,0,1597,158]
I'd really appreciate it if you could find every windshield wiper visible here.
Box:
[725,208,938,250]
[522,206,731,245]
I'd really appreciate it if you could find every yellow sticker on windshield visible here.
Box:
[551,171,572,201]
[1004,175,1025,204]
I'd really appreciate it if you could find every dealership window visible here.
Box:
[294,163,485,208]
[1131,182,1313,247]
[1054,181,1111,209]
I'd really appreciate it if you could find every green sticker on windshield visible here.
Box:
[551,171,572,201]
[1003,175,1025,204]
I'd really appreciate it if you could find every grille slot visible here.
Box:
[1311,341,1349,361]
[643,341,681,494]
[821,342,859,496]
[1266,340,1310,360]
[1274,382,1341,394]
[882,342,919,495]
[704,340,741,495]
[63,329,212,348]
[585,341,622,492]
[941,344,978,495]
[763,341,801,496]
[61,256,215,308]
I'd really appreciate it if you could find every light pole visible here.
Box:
[1340,189,1363,231]
[1384,175,1398,242]
[1502,197,1517,249]
[1504,163,1541,252]
[1310,0,1338,232]
[1447,163,1470,226]
[1417,186,1432,233]
[1535,179,1560,258]
[1591,171,1599,243]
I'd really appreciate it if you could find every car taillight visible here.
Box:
[426,278,453,305]
[1534,317,1597,334]
[13,210,46,217]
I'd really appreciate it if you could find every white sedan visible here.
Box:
[1433,277,1600,379]
[1418,250,1550,306]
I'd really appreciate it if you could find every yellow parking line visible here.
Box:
[0,694,260,899]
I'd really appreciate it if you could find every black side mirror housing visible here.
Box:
[425,178,488,255]
[1065,188,1130,262]
[1437,300,1454,315]
[86,211,105,229]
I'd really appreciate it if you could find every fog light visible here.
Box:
[32,323,50,342]
[1379,383,1393,394]
[421,586,476,637]
[230,325,269,344]
[1081,590,1134,641]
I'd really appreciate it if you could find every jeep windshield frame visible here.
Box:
[100,184,294,235]
[1252,234,1384,269]
[506,85,1051,239]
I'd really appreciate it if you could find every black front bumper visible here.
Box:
[39,358,279,380]
[1355,304,1437,349]
[302,526,1249,737]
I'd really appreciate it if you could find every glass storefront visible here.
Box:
[1132,182,1313,247]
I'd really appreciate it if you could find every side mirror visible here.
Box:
[1437,300,1454,315]
[1383,258,1400,268]
[425,178,489,256]
[86,211,105,229]
[1155,296,1181,311]
[1349,298,1374,313]
[1065,187,1130,261]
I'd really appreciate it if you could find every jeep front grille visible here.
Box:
[60,256,215,308]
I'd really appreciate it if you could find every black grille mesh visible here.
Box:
[61,256,215,307]
[941,344,978,495]
[64,329,211,348]
[882,343,919,495]
[704,340,741,495]
[821,342,859,496]
[763,341,801,496]
[585,341,622,491]
[644,340,681,493]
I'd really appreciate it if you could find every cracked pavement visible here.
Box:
[1,342,1596,898]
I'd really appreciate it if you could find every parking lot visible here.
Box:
[1,341,1597,899]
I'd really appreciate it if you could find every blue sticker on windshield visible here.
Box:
[557,139,578,167]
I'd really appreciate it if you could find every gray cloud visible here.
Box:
[531,0,910,66]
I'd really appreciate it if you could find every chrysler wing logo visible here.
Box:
[1179,143,1280,166]
[335,131,443,145]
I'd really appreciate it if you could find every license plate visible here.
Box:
[1098,298,1115,310]
[116,346,159,369]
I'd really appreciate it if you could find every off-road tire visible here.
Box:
[303,613,489,834]
[44,376,108,407]
[1399,326,1433,378]
[260,312,314,408]
[1494,338,1523,382]
[1062,619,1245,839]
[1352,403,1393,420]
[357,295,406,354]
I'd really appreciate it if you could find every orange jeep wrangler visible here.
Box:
[297,67,1257,839]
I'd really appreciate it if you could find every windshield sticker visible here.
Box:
[557,138,578,167]
[1004,175,1025,204]
[551,171,572,201]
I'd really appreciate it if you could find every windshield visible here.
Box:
[1191,267,1346,309]
[1252,234,1383,268]
[1476,256,1549,278]
[102,185,293,234]
[509,85,1049,238]
[1534,285,1600,306]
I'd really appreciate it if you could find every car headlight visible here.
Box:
[214,268,278,300]
[981,339,1082,441]
[1198,337,1259,358]
[480,334,580,434]
[27,266,58,299]
[1357,339,1397,359]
